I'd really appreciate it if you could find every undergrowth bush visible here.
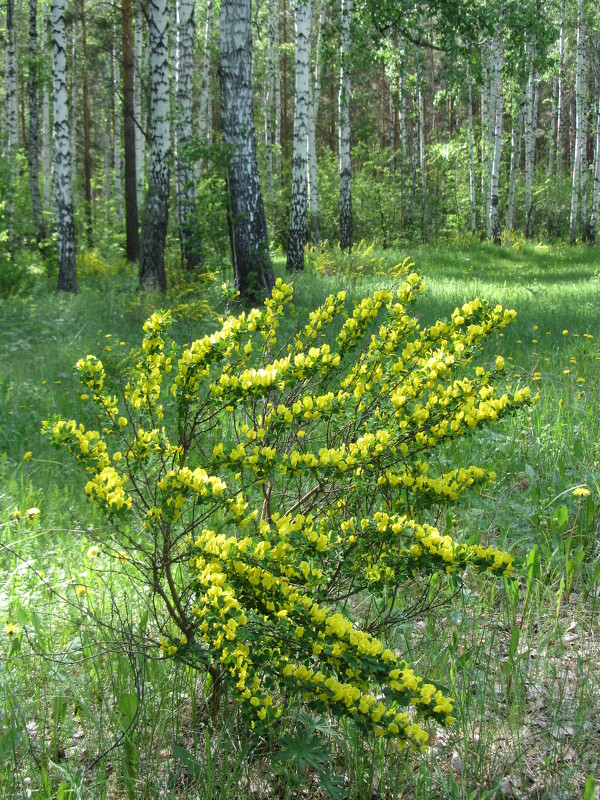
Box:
[44,269,535,754]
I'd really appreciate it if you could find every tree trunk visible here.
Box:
[286,0,312,272]
[487,37,503,244]
[556,0,565,175]
[480,50,490,228]
[506,89,523,232]
[5,0,18,255]
[51,0,77,292]
[590,45,600,243]
[139,0,170,291]
[122,0,140,261]
[338,0,352,251]
[570,0,585,244]
[307,0,323,243]
[523,54,536,238]
[134,0,145,211]
[42,1,52,212]
[198,0,214,169]
[468,81,476,234]
[113,45,124,224]
[220,0,275,302]
[176,0,202,269]
[81,0,93,245]
[28,0,46,243]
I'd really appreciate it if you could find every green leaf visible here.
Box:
[173,744,204,779]
[0,726,22,764]
[583,774,596,800]
[52,692,67,725]
[118,692,138,730]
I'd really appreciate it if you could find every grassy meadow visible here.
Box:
[1,241,599,799]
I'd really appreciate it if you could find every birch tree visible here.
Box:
[175,0,202,269]
[570,0,586,243]
[339,0,352,250]
[505,89,523,231]
[487,36,503,243]
[139,0,170,291]
[51,0,77,292]
[220,0,275,301]
[134,0,145,211]
[28,0,46,243]
[122,0,140,261]
[5,0,18,254]
[468,81,476,234]
[286,0,312,273]
[307,0,324,243]
[198,0,214,169]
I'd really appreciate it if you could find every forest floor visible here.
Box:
[0,241,599,800]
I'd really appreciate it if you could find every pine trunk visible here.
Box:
[51,0,77,292]
[338,0,352,251]
[176,0,202,269]
[220,0,275,301]
[139,0,170,291]
[286,0,312,272]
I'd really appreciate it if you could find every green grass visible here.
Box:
[1,242,600,799]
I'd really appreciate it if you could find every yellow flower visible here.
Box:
[80,393,90,401]
[25,507,40,520]
[87,545,100,558]
[11,509,21,520]
[573,487,590,498]
[75,586,86,597]
[3,623,19,635]
[562,329,568,335]
[23,451,33,460]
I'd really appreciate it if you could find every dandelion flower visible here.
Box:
[573,487,590,498]
[87,545,101,558]
[25,507,40,520]
[23,451,33,460]
[75,586,87,597]
[3,623,19,635]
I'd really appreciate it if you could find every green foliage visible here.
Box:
[44,268,534,754]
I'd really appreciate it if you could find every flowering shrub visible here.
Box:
[43,271,534,752]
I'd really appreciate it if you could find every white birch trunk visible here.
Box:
[265,0,275,198]
[42,0,52,212]
[480,50,491,227]
[468,81,476,234]
[134,0,145,210]
[589,78,600,243]
[5,0,18,252]
[274,0,282,183]
[175,0,201,268]
[307,0,323,242]
[549,76,557,179]
[523,55,536,237]
[487,37,503,243]
[286,0,312,272]
[399,44,407,219]
[338,0,352,250]
[556,0,565,175]
[506,90,523,232]
[570,0,585,243]
[51,0,77,291]
[220,0,274,300]
[198,0,214,169]
[139,0,170,290]
[113,44,124,223]
[28,0,46,241]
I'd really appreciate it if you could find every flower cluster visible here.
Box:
[43,273,535,749]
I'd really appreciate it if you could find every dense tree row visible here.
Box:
[1,0,599,299]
